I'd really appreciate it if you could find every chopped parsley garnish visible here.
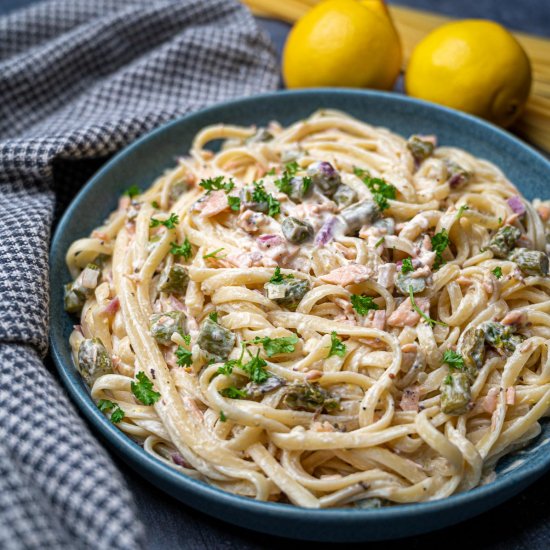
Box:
[97,399,125,424]
[431,229,450,270]
[251,181,280,217]
[328,331,346,358]
[182,333,191,345]
[151,200,160,209]
[351,294,379,315]
[354,167,396,210]
[217,344,246,376]
[220,386,247,399]
[300,176,313,196]
[131,372,161,405]
[203,248,225,259]
[266,168,276,176]
[274,161,310,198]
[150,213,179,229]
[209,312,218,323]
[269,266,294,285]
[274,173,292,195]
[123,185,140,198]
[442,350,465,370]
[251,335,299,357]
[409,286,447,328]
[170,238,192,260]
[401,258,414,274]
[175,345,192,367]
[375,237,385,248]
[219,411,227,422]
[443,374,453,385]
[110,407,125,423]
[199,176,235,194]
[492,266,503,279]
[242,350,269,384]
[285,161,299,175]
[227,196,241,211]
[217,359,238,376]
[498,216,503,225]
[217,345,269,384]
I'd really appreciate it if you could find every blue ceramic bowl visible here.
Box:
[50,89,550,542]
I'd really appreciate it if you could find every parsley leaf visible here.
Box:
[443,374,453,385]
[150,213,179,229]
[431,229,450,270]
[151,200,160,209]
[203,248,225,259]
[328,332,346,358]
[285,161,299,175]
[251,181,280,217]
[217,359,239,376]
[442,350,464,370]
[274,173,292,195]
[409,286,447,328]
[242,350,269,384]
[252,335,299,357]
[110,407,125,423]
[351,294,379,315]
[268,266,294,285]
[217,344,245,376]
[97,399,126,424]
[274,162,304,196]
[131,372,161,405]
[199,176,234,194]
[354,167,396,211]
[401,258,414,274]
[220,386,247,399]
[176,345,192,367]
[97,398,116,412]
[219,411,227,422]
[170,238,192,260]
[227,196,241,211]
[209,312,218,323]
[124,185,140,198]
[492,266,503,279]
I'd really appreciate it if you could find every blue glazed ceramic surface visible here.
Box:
[50,89,550,542]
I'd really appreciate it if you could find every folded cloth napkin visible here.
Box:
[0,1,278,547]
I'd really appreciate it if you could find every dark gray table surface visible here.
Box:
[3,0,550,548]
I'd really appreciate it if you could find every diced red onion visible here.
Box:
[256,234,284,249]
[315,216,338,246]
[172,453,191,468]
[507,196,526,215]
[169,295,186,311]
[448,173,468,188]
[103,296,120,315]
[310,161,337,178]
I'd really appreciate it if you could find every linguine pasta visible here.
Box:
[65,110,550,508]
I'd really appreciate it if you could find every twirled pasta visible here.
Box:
[66,110,550,508]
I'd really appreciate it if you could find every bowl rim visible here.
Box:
[49,88,550,531]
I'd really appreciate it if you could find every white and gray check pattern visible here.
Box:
[0,1,278,548]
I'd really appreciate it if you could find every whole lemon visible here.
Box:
[406,20,531,127]
[283,0,402,90]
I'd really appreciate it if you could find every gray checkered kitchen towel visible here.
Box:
[0,0,278,548]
